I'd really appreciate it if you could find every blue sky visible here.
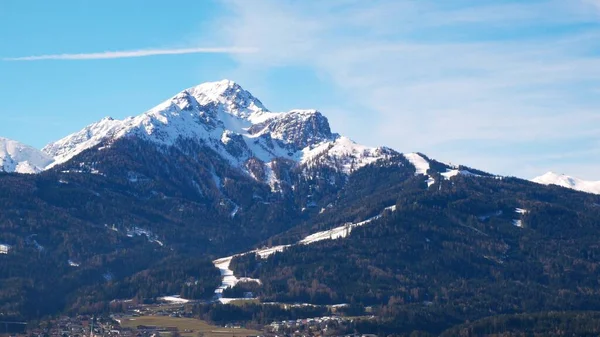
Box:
[1,0,600,180]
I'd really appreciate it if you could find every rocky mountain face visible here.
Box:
[42,80,392,182]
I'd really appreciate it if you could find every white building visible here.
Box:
[0,244,11,254]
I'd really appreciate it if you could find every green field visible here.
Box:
[220,299,260,306]
[119,316,261,337]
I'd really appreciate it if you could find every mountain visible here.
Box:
[42,80,392,183]
[1,80,600,336]
[533,171,600,195]
[0,137,53,173]
[0,80,402,321]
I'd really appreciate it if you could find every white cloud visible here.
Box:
[3,46,257,61]
[584,0,600,10]
[215,0,600,179]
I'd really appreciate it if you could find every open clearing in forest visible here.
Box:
[120,315,260,337]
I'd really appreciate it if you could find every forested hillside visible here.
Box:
[228,167,600,335]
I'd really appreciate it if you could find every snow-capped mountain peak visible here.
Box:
[0,137,53,174]
[185,79,268,119]
[42,80,269,166]
[532,171,600,195]
[42,80,391,179]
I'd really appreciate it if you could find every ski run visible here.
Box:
[212,204,398,302]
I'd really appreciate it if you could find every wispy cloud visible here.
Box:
[215,0,600,179]
[3,46,258,61]
[584,0,600,10]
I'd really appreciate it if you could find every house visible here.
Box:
[0,244,11,254]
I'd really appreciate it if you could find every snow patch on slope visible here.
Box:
[212,204,397,298]
[515,208,528,215]
[299,205,396,245]
[403,153,429,175]
[512,208,528,228]
[253,245,291,259]
[302,137,392,174]
[263,162,280,192]
[403,153,435,187]
[158,295,190,304]
[441,169,480,180]
[532,172,600,195]
[230,204,240,218]
[213,256,261,298]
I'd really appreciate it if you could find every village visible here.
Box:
[265,316,376,337]
[16,316,124,337]
[3,299,377,337]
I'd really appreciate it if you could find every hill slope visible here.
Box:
[226,169,600,334]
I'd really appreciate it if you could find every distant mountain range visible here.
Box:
[3,79,597,195]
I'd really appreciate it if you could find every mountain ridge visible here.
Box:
[3,80,597,193]
[533,171,600,195]
[40,80,394,188]
[0,137,53,173]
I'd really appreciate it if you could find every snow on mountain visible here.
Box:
[248,109,333,148]
[299,205,397,245]
[403,153,435,187]
[213,255,261,298]
[403,153,429,175]
[42,80,392,181]
[441,168,480,180]
[42,117,123,167]
[532,172,600,195]
[0,138,53,174]
[212,204,397,298]
[302,136,394,173]
[158,295,190,304]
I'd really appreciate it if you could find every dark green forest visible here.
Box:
[228,163,600,335]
